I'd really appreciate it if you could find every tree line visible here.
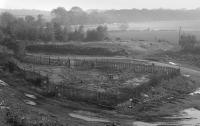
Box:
[3,7,200,24]
[0,8,108,45]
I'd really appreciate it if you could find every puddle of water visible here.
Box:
[183,74,191,77]
[157,108,200,125]
[0,80,8,86]
[133,121,158,126]
[24,93,37,99]
[133,108,200,125]
[169,62,178,66]
[190,88,200,95]
[69,113,110,122]
[24,100,37,106]
[175,108,200,125]
[0,106,9,109]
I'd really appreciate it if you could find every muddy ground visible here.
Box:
[0,66,117,126]
[1,54,200,126]
[2,40,200,125]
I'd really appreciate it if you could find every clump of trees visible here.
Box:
[68,26,84,41]
[51,7,105,25]
[0,8,109,46]
[85,26,108,41]
[179,34,197,51]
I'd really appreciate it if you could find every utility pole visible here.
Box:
[178,26,182,44]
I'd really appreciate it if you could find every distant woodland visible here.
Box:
[0,7,109,44]
[1,7,200,24]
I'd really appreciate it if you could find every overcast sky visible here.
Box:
[1,0,200,10]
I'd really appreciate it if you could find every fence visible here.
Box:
[21,54,180,75]
[9,57,50,82]
[22,55,70,67]
[47,83,120,109]
[10,56,181,110]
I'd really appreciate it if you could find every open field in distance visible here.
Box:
[109,30,200,43]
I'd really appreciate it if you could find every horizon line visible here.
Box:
[1,7,200,12]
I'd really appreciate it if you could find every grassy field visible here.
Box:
[109,30,200,44]
[25,39,177,60]
[82,20,200,43]
[109,30,179,43]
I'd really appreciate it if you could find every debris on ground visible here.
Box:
[123,76,149,87]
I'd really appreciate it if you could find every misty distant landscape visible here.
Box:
[1,7,200,41]
[1,8,200,25]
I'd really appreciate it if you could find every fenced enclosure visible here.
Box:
[10,56,181,109]
[21,54,180,75]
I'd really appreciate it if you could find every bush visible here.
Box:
[3,61,20,73]
[116,37,121,41]
[6,108,64,126]
[1,39,23,57]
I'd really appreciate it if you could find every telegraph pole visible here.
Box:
[178,26,182,43]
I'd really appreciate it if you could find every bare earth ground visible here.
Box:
[2,39,200,125]
[26,41,200,123]
[1,58,200,126]
[0,67,123,126]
